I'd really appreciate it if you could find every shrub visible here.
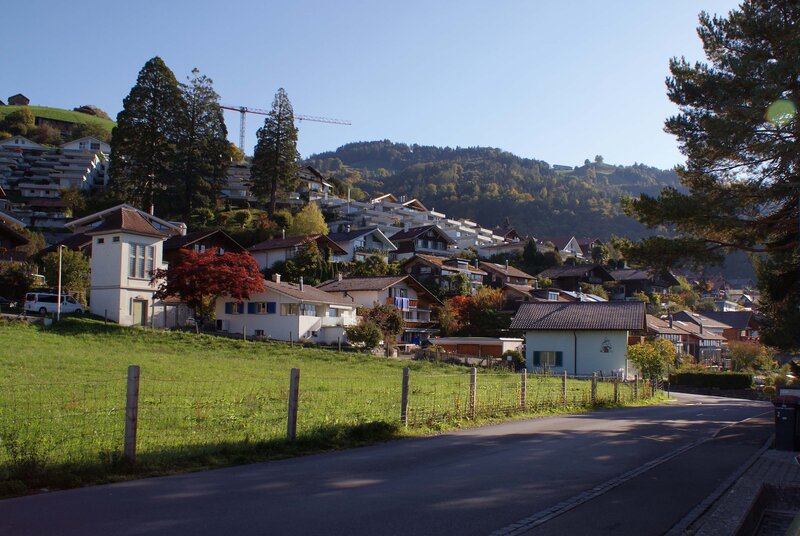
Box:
[345,321,382,352]
[669,371,753,390]
[502,349,524,371]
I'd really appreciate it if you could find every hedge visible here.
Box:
[669,371,753,390]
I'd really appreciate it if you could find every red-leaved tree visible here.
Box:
[152,248,265,328]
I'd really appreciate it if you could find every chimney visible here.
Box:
[699,320,703,334]
[282,228,286,239]
[505,259,509,271]
[299,276,304,292]
[669,314,673,329]
[273,273,281,284]
[338,272,343,282]
[346,224,351,233]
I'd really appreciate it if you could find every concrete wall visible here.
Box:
[524,330,630,377]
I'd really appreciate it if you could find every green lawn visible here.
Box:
[0,106,115,133]
[0,318,659,496]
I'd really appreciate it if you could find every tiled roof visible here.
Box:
[537,264,611,279]
[327,226,391,245]
[40,232,92,255]
[698,311,754,330]
[0,219,28,247]
[510,302,645,331]
[645,315,686,336]
[87,207,167,237]
[673,311,732,330]
[164,229,244,252]
[407,254,487,275]
[389,225,455,244]
[249,234,347,255]
[479,261,534,280]
[671,320,727,341]
[263,280,353,306]
[318,275,408,292]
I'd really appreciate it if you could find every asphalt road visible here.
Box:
[0,393,772,536]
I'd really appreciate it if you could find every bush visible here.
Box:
[502,349,524,371]
[345,321,382,352]
[669,371,753,390]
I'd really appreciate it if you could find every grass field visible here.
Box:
[0,106,115,133]
[0,318,660,496]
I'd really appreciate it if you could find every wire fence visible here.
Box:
[0,367,661,487]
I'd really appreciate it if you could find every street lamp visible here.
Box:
[56,245,65,321]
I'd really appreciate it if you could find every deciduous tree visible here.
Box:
[288,203,328,236]
[627,339,677,379]
[152,248,264,326]
[41,250,90,300]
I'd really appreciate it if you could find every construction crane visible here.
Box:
[220,105,351,153]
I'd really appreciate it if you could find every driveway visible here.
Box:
[0,393,772,536]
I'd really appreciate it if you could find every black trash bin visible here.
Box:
[773,396,799,451]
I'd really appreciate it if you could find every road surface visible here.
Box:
[0,393,772,536]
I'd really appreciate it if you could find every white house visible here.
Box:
[214,274,357,343]
[326,226,397,262]
[317,274,442,345]
[510,301,646,377]
[248,234,347,271]
[61,136,110,154]
[0,135,44,150]
[66,204,185,326]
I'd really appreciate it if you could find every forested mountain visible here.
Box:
[305,140,681,240]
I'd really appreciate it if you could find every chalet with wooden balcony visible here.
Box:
[327,226,397,262]
[479,261,535,287]
[249,234,347,271]
[607,268,680,300]
[162,229,245,267]
[400,254,487,296]
[388,225,455,260]
[536,264,614,292]
[317,274,442,345]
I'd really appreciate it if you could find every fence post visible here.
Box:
[591,372,597,406]
[243,324,246,341]
[562,370,567,405]
[401,367,410,427]
[634,374,639,401]
[613,376,619,404]
[338,336,342,353]
[520,370,527,412]
[124,365,140,463]
[287,368,300,441]
[469,367,477,419]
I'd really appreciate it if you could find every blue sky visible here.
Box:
[5,1,739,169]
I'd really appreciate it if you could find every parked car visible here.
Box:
[0,296,16,308]
[24,293,84,316]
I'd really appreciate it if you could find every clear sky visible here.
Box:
[5,1,740,169]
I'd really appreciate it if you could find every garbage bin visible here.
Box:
[773,396,799,451]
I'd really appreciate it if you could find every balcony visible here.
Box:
[386,297,418,308]
[321,316,357,327]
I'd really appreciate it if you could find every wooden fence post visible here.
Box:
[401,367,410,427]
[469,367,477,419]
[591,372,597,406]
[287,368,300,441]
[338,336,342,353]
[562,370,568,405]
[634,374,639,401]
[243,324,246,341]
[613,376,619,404]
[520,370,527,412]
[124,365,140,463]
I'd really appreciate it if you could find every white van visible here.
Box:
[24,293,85,316]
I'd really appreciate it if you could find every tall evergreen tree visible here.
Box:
[251,88,300,215]
[173,68,231,221]
[110,57,185,213]
[621,0,800,349]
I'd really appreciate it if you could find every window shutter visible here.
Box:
[533,351,541,366]
[555,351,563,367]
[224,303,232,314]
[237,303,244,314]
[247,302,256,314]
[267,302,276,314]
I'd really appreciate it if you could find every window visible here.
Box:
[299,303,317,316]
[281,303,298,316]
[128,243,155,279]
[254,329,265,337]
[532,351,563,367]
[112,236,120,242]
[91,143,100,150]
[547,292,559,301]
[97,238,105,244]
[224,302,244,314]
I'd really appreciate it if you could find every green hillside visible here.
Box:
[305,140,682,240]
[0,105,115,134]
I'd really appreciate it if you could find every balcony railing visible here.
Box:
[320,316,357,327]
[385,297,418,308]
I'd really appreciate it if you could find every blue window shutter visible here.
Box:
[533,351,541,366]
[267,302,276,314]
[247,302,256,314]
[224,303,232,314]
[555,351,563,367]
[237,303,244,314]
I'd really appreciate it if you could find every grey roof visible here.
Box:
[698,311,755,330]
[479,261,535,280]
[263,280,353,306]
[318,275,408,292]
[673,311,732,330]
[537,264,612,280]
[510,302,645,331]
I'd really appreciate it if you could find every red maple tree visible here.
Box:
[152,248,265,326]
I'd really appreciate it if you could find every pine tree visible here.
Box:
[251,88,300,215]
[110,57,186,213]
[622,0,800,349]
[172,68,231,221]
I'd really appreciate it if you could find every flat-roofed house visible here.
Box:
[510,301,646,377]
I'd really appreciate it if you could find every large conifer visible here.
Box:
[110,57,185,213]
[622,0,800,349]
[173,68,231,221]
[251,88,300,215]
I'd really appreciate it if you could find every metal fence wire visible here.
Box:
[0,367,660,478]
